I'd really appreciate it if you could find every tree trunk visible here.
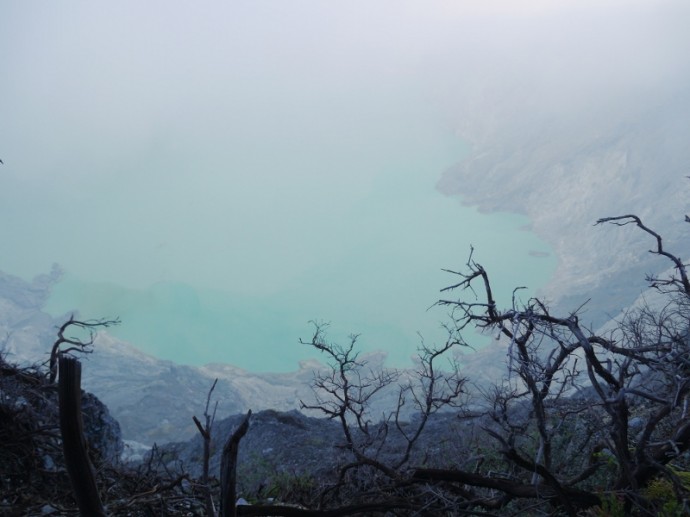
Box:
[58,356,106,516]
[220,410,252,517]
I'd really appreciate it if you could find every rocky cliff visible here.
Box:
[439,87,690,327]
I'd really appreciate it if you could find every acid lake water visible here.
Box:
[4,100,555,372]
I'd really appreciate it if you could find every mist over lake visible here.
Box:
[0,1,571,371]
[33,108,555,371]
[38,126,555,370]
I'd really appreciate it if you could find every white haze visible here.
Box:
[0,1,687,370]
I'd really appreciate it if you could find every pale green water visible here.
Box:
[36,119,556,371]
[0,0,683,375]
[0,30,556,371]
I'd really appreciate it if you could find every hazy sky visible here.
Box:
[1,1,687,370]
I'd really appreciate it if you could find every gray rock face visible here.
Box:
[81,390,124,463]
[75,334,339,444]
[438,89,690,327]
[160,410,346,481]
[154,408,475,493]
[0,357,123,469]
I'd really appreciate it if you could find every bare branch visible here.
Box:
[49,315,120,383]
[596,214,690,296]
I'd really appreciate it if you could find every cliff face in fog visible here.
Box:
[438,90,690,325]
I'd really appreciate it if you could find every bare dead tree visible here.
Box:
[193,378,220,516]
[220,409,252,517]
[58,356,106,516]
[300,325,401,480]
[409,214,690,515]
[48,315,120,383]
[297,321,467,513]
[391,335,466,470]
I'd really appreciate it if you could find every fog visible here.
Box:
[0,1,686,370]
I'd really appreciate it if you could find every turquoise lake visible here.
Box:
[33,112,556,371]
[0,6,558,371]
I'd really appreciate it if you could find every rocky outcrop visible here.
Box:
[154,408,476,494]
[81,390,124,464]
[439,89,690,327]
[0,357,123,493]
